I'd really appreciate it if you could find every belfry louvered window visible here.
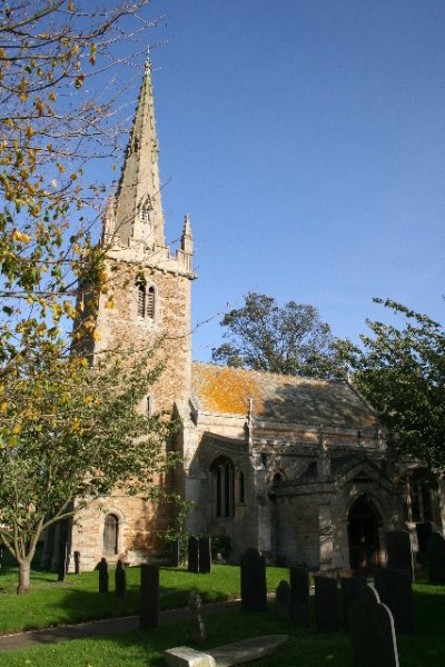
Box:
[146,286,155,319]
[137,282,146,317]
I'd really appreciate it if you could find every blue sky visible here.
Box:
[120,1,444,360]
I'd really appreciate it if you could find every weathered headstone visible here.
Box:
[350,586,399,667]
[240,548,267,612]
[314,576,339,633]
[416,522,434,554]
[275,580,291,621]
[188,536,199,573]
[386,530,414,581]
[341,577,367,632]
[428,531,445,584]
[374,568,414,635]
[98,557,109,594]
[171,539,181,568]
[140,563,160,629]
[198,537,212,574]
[73,550,80,575]
[115,558,126,598]
[189,591,206,643]
[289,566,310,626]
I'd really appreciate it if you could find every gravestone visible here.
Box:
[428,531,445,584]
[171,539,181,568]
[275,580,291,622]
[350,585,399,667]
[314,576,339,633]
[374,568,414,635]
[73,550,80,575]
[189,591,206,643]
[289,566,310,626]
[416,522,434,554]
[240,548,267,612]
[188,536,199,573]
[198,537,212,574]
[115,558,126,598]
[386,530,414,581]
[98,557,109,594]
[140,563,160,629]
[341,577,367,632]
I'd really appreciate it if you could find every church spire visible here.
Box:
[111,50,165,250]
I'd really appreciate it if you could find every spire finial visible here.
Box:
[145,45,151,70]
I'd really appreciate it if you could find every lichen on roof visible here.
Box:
[191,362,377,428]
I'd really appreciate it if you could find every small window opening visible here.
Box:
[103,514,119,554]
[137,282,146,317]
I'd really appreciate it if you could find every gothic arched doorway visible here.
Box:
[348,495,381,572]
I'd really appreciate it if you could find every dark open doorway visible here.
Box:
[348,495,381,572]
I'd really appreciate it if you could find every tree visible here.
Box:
[212,292,346,379]
[346,298,445,469]
[0,2,175,592]
[0,339,177,593]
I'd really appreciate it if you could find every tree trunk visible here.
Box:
[17,559,31,594]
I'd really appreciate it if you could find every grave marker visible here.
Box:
[188,536,199,573]
[314,576,339,632]
[240,548,267,612]
[341,577,367,632]
[428,532,445,584]
[386,530,414,581]
[275,580,291,622]
[350,586,399,667]
[198,537,212,574]
[289,566,310,626]
[115,558,126,598]
[374,568,414,635]
[98,557,109,594]
[140,563,160,629]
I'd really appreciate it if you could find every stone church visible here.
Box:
[59,58,443,573]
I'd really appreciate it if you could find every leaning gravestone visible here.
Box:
[428,532,445,584]
[189,591,206,643]
[350,586,399,667]
[198,537,212,574]
[115,558,126,598]
[386,530,414,581]
[289,566,310,626]
[314,576,339,633]
[275,580,291,622]
[98,557,109,594]
[240,548,267,612]
[140,564,160,629]
[374,568,414,635]
[341,577,367,632]
[188,536,199,573]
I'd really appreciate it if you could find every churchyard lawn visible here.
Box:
[0,565,444,666]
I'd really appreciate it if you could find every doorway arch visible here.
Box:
[348,495,381,572]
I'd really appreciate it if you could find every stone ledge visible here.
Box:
[165,635,289,667]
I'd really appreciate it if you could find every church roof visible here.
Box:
[191,362,378,428]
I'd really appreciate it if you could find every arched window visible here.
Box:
[103,514,119,554]
[211,456,234,518]
[146,285,155,319]
[407,473,437,523]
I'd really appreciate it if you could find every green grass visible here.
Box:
[1,592,445,667]
[1,565,444,666]
[0,563,289,634]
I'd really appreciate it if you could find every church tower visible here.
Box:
[94,54,195,413]
[66,55,195,570]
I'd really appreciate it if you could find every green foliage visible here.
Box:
[212,292,347,379]
[346,298,445,468]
